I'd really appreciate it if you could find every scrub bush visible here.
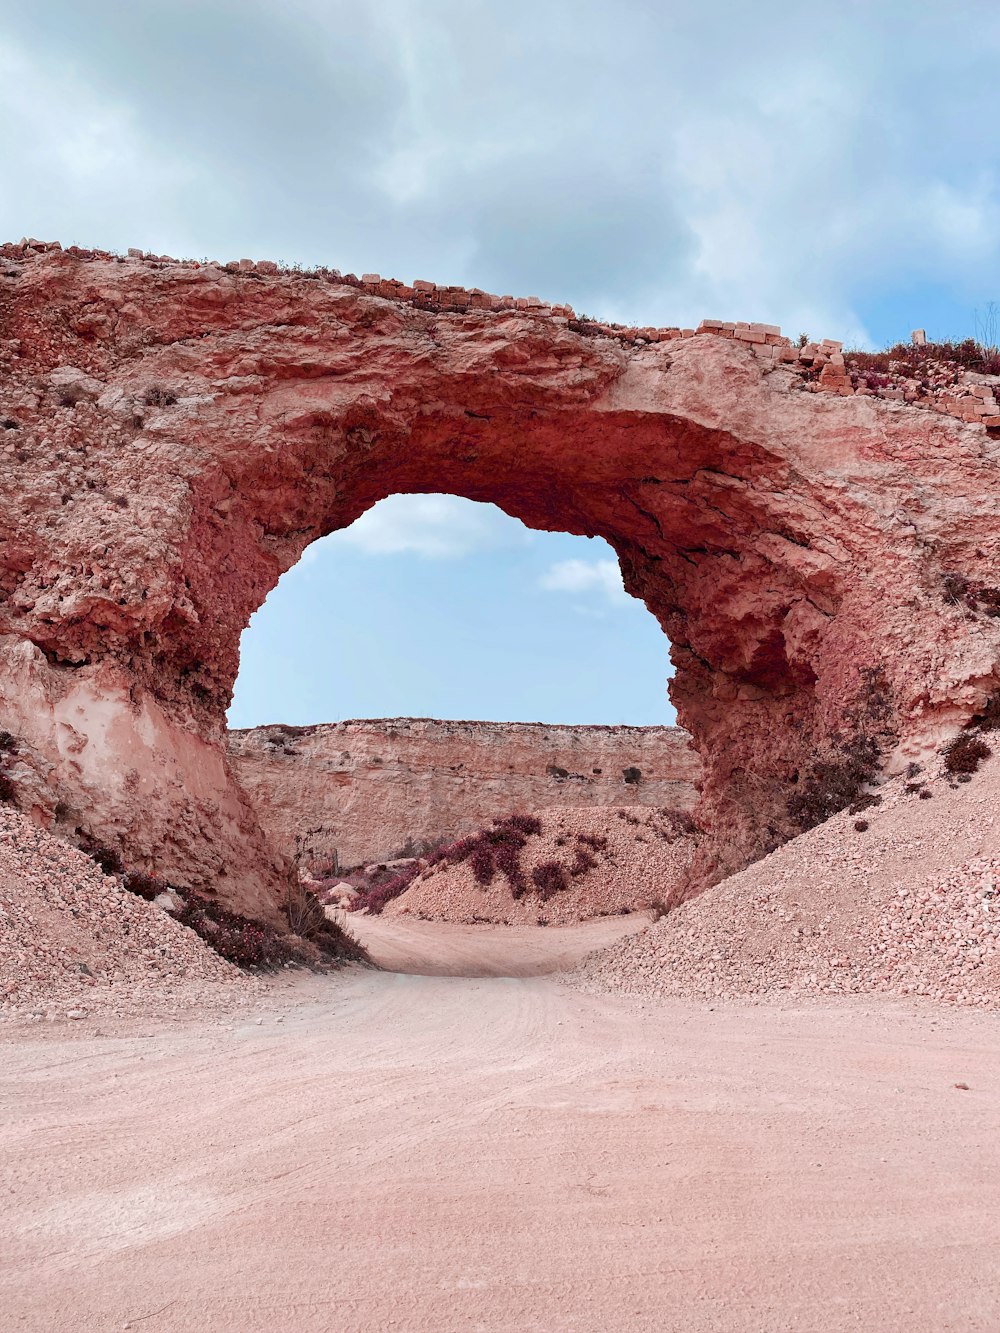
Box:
[944,733,991,775]
[531,860,569,900]
[788,666,894,832]
[122,870,162,901]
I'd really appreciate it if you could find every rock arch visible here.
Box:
[2,243,1000,918]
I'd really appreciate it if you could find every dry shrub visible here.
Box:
[284,880,327,937]
[973,690,1000,731]
[80,840,124,876]
[942,572,971,607]
[117,860,365,969]
[655,809,697,839]
[470,843,496,885]
[570,847,598,877]
[936,690,1000,779]
[976,589,1000,618]
[849,792,883,815]
[0,731,19,806]
[577,831,608,851]
[530,860,569,900]
[122,870,162,901]
[788,737,881,831]
[358,860,423,914]
[788,665,894,832]
[183,887,364,969]
[943,734,992,775]
[505,813,544,836]
[415,812,544,902]
[174,893,295,970]
[494,839,527,896]
[849,337,1000,379]
[285,881,368,962]
[941,577,1000,618]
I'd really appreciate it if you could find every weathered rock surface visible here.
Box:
[227,719,700,869]
[2,241,1000,915]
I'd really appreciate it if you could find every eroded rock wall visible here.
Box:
[227,719,700,869]
[2,239,1000,914]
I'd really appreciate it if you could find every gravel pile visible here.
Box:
[383,806,695,925]
[0,806,258,1023]
[575,755,1000,1007]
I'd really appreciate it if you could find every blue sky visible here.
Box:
[229,498,675,727]
[3,2,999,725]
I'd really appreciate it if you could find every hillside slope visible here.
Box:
[376,806,695,926]
[576,754,1000,1006]
[0,806,256,1021]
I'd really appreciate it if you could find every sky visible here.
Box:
[229,498,674,727]
[3,2,999,726]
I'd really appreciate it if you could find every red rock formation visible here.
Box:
[227,719,700,869]
[2,241,1000,915]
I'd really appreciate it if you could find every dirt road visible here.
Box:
[3,916,999,1332]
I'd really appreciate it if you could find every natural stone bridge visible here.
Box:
[2,241,999,918]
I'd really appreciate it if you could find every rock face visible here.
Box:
[2,240,1000,915]
[227,719,700,869]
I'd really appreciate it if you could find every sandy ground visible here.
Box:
[3,914,999,1333]
[338,908,647,975]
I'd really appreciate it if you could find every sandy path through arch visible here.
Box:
[2,918,999,1332]
[332,908,649,975]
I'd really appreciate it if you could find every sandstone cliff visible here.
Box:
[2,239,999,916]
[227,719,700,868]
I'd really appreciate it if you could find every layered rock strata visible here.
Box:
[2,239,1000,915]
[227,719,700,869]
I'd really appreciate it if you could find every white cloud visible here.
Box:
[318,494,527,559]
[4,2,1000,346]
[539,558,627,605]
[0,41,216,258]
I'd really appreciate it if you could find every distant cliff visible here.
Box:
[227,718,701,869]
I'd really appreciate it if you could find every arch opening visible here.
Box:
[224,494,701,891]
[228,493,677,729]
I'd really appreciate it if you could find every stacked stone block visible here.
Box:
[4,238,999,430]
